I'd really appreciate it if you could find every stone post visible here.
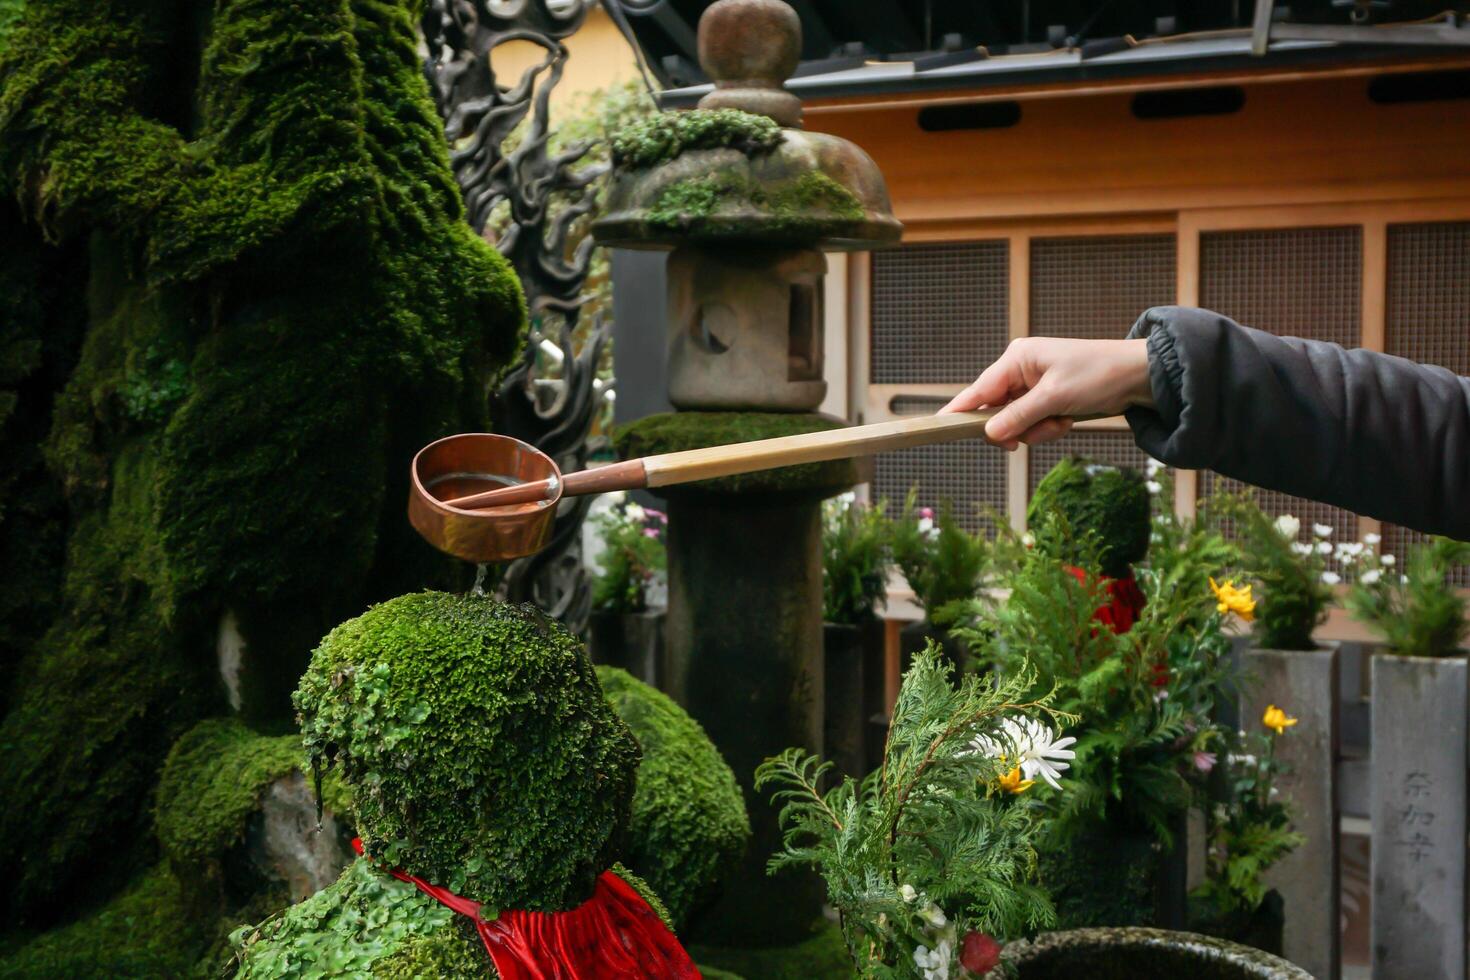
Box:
[617,413,858,946]
[1370,653,1468,980]
[1242,645,1341,980]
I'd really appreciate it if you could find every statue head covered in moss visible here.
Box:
[1027,457,1150,579]
[294,592,639,912]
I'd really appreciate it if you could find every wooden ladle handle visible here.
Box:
[445,410,1107,510]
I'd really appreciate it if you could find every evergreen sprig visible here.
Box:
[1345,535,1470,658]
[756,646,1063,977]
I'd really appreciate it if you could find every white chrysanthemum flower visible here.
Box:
[1364,532,1382,546]
[626,503,646,522]
[1316,542,1332,555]
[1290,542,1314,556]
[917,517,936,537]
[1336,542,1364,560]
[1146,457,1164,477]
[1021,530,1036,548]
[914,941,952,980]
[1322,571,1341,585]
[1381,554,1396,566]
[1313,523,1334,538]
[1361,569,1382,585]
[1275,515,1301,540]
[1227,753,1258,767]
[899,884,918,903]
[920,903,948,929]
[972,717,1076,790]
[1146,480,1162,495]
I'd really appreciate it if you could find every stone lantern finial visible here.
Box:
[696,0,804,128]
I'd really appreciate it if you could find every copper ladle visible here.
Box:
[409,410,1095,563]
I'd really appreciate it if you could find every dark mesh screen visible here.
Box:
[872,442,1008,536]
[871,241,1009,384]
[1030,235,1176,340]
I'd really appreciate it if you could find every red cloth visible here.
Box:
[1063,566,1147,635]
[351,839,700,979]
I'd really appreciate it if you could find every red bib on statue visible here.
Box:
[351,839,700,979]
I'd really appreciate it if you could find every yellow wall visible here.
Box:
[491,8,642,110]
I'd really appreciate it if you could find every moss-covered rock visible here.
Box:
[156,719,306,874]
[614,412,858,497]
[1028,457,1151,579]
[611,108,783,170]
[155,717,352,916]
[295,592,639,912]
[598,666,749,931]
[0,0,524,922]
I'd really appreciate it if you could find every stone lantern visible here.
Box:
[595,0,899,411]
[593,0,900,949]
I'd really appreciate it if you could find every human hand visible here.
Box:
[940,337,1153,450]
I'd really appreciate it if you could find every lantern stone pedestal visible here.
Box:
[1241,645,1341,980]
[617,412,857,946]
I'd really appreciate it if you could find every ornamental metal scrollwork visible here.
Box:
[422,0,611,631]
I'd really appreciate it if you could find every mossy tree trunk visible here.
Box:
[0,0,524,927]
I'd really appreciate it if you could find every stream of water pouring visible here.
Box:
[472,562,489,596]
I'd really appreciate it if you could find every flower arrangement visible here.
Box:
[590,496,667,614]
[1191,707,1304,926]
[890,489,990,624]
[756,646,1065,978]
[1342,534,1470,658]
[951,519,1236,846]
[1209,494,1332,651]
[823,492,892,625]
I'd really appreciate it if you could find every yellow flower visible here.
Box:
[1210,577,1256,622]
[1262,704,1298,735]
[996,765,1035,795]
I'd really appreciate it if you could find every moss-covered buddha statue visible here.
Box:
[229,592,697,978]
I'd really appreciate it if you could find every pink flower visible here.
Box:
[918,507,935,520]
[1193,750,1217,774]
[642,528,660,539]
[645,508,668,524]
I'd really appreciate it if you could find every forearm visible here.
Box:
[1125,307,1470,539]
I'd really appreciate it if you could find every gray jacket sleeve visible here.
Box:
[1124,306,1470,540]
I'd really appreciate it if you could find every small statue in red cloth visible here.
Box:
[230,592,699,978]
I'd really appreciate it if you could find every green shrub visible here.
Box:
[821,493,890,625]
[1345,535,1470,658]
[1028,458,1150,580]
[597,666,749,931]
[295,592,639,912]
[890,489,989,619]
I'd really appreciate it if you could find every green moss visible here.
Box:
[688,918,851,980]
[154,716,350,901]
[1028,457,1151,579]
[611,108,783,170]
[610,863,676,933]
[371,926,490,980]
[614,412,858,497]
[295,592,639,912]
[0,864,205,979]
[0,0,525,920]
[231,857,474,979]
[598,667,749,931]
[646,170,866,240]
